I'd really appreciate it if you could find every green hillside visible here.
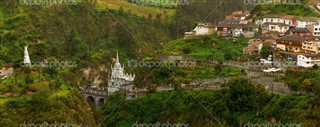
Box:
[163,35,250,61]
[97,0,175,17]
[251,0,320,18]
[102,78,319,127]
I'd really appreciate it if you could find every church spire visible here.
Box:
[116,50,119,63]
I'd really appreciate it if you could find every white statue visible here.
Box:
[23,46,31,66]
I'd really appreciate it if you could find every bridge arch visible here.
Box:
[97,98,105,106]
[86,96,95,104]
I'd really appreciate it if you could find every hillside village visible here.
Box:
[185,10,320,68]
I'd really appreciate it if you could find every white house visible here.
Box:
[260,14,294,26]
[184,23,216,38]
[296,17,320,28]
[307,23,320,36]
[262,23,289,34]
[297,55,320,68]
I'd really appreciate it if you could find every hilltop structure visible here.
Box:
[107,51,135,93]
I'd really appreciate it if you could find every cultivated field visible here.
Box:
[97,0,175,17]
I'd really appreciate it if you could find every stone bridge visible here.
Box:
[79,86,108,107]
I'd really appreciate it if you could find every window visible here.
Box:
[271,19,273,22]
[271,26,275,29]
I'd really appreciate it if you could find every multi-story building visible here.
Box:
[296,17,319,28]
[261,22,289,34]
[276,35,306,52]
[256,14,320,28]
[302,41,320,54]
[243,39,263,55]
[258,14,295,26]
[285,28,312,37]
[216,23,258,38]
[307,23,320,36]
[297,55,320,68]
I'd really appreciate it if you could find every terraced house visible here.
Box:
[276,35,306,53]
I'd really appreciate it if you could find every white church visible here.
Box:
[107,51,135,93]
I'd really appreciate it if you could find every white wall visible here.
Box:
[268,25,289,33]
[314,24,320,36]
[297,55,319,68]
[194,26,210,35]
[263,18,292,26]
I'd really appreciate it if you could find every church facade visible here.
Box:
[107,51,135,93]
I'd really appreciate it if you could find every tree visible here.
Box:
[118,7,125,16]
[30,89,53,112]
[24,67,33,84]
[255,84,268,116]
[227,78,258,112]
[300,79,313,96]
[260,43,273,59]
[313,64,319,70]
[43,57,59,78]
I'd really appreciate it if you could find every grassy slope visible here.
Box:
[97,0,175,17]
[252,0,320,18]
[163,35,249,60]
